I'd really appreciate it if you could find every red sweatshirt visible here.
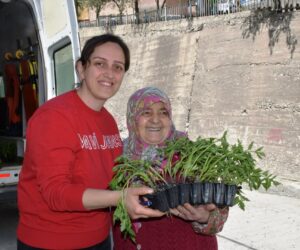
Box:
[17,90,123,249]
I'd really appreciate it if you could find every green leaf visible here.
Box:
[113,195,136,242]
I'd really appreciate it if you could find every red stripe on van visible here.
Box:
[0,173,11,178]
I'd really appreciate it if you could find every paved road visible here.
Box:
[217,189,300,250]
[0,200,18,250]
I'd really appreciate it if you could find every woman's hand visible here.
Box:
[124,187,165,220]
[170,203,216,223]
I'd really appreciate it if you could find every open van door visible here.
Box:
[0,0,80,200]
[33,0,81,100]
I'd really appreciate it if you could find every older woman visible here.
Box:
[113,87,229,250]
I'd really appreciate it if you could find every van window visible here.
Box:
[54,44,75,95]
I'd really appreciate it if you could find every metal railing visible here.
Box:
[78,0,300,28]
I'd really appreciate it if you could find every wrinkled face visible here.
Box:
[136,102,172,145]
[77,42,125,110]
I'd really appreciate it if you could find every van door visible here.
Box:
[32,0,81,100]
[0,0,80,197]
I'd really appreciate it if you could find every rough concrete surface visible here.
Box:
[79,10,300,184]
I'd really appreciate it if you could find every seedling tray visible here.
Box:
[143,182,239,212]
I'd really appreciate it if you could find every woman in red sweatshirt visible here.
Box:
[17,34,164,250]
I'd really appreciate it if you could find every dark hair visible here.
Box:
[78,33,130,72]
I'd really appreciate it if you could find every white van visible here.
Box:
[0,0,80,200]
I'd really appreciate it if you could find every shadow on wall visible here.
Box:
[241,9,298,58]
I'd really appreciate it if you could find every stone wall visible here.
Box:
[79,10,300,182]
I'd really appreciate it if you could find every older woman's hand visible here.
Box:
[124,187,165,220]
[170,203,216,223]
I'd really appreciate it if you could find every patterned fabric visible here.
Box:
[192,207,229,235]
[123,86,185,161]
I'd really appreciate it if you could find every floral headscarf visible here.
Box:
[123,86,186,161]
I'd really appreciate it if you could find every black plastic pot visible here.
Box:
[178,183,191,205]
[213,183,226,206]
[190,182,202,205]
[225,184,238,206]
[202,182,214,204]
[144,189,169,212]
[166,184,179,208]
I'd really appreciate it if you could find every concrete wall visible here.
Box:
[79,10,300,183]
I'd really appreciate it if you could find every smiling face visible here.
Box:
[136,102,172,145]
[77,42,126,111]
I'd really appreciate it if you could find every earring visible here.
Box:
[74,79,84,89]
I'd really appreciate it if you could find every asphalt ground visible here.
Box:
[217,181,300,250]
